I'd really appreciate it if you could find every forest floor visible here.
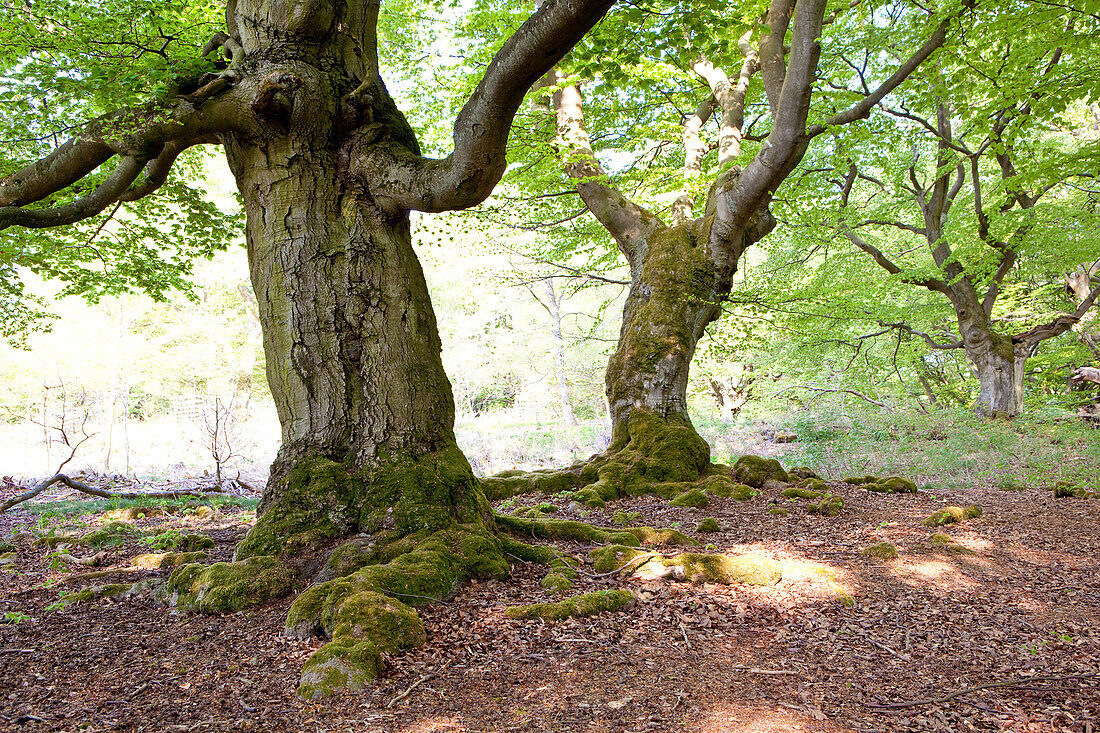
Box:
[1,473,1098,733]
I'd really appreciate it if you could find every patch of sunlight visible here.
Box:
[887,558,977,592]
[693,703,842,733]
[399,718,466,732]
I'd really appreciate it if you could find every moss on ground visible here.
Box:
[768,507,790,516]
[924,505,982,526]
[929,532,974,554]
[287,526,509,697]
[588,546,781,585]
[782,487,824,500]
[732,455,789,488]
[67,583,137,603]
[862,477,918,494]
[540,571,574,593]
[132,551,207,569]
[808,496,844,516]
[1052,481,1100,499]
[505,589,635,620]
[163,556,297,613]
[860,542,899,560]
[38,521,139,549]
[695,517,721,533]
[481,469,586,501]
[622,527,697,547]
[669,489,709,508]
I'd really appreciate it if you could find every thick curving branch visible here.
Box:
[354,0,615,213]
[0,156,148,230]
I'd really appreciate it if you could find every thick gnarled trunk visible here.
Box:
[955,291,1025,418]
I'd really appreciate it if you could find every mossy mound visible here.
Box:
[768,507,790,516]
[540,571,574,593]
[480,469,586,501]
[669,489,709,508]
[162,556,297,613]
[132,551,207,569]
[732,455,789,488]
[288,527,510,698]
[588,546,781,585]
[789,467,821,480]
[67,582,139,603]
[796,478,829,493]
[808,496,844,516]
[862,477,918,494]
[929,532,974,554]
[860,542,899,560]
[1052,481,1100,499]
[38,521,139,549]
[696,517,721,533]
[104,506,166,522]
[699,475,754,500]
[843,475,879,485]
[781,487,824,500]
[505,589,635,620]
[177,534,216,552]
[623,526,698,547]
[924,505,982,526]
[296,590,426,699]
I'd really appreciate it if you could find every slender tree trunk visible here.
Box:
[543,280,578,426]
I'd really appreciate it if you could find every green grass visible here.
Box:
[18,495,259,517]
[771,406,1100,492]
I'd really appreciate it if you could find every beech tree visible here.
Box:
[802,11,1100,418]
[0,0,616,697]
[477,0,964,505]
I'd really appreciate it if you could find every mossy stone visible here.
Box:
[480,470,585,501]
[178,534,215,552]
[164,556,296,613]
[808,496,844,517]
[567,487,607,509]
[843,475,878,485]
[797,478,829,493]
[696,517,720,533]
[732,456,789,488]
[297,639,384,699]
[789,467,821,480]
[623,527,698,547]
[669,489,709,508]
[540,571,573,593]
[132,551,207,569]
[768,507,790,516]
[782,487,824,500]
[864,476,917,494]
[67,583,136,603]
[505,589,635,620]
[1052,481,1100,499]
[860,542,898,560]
[924,505,982,526]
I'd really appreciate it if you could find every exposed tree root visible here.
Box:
[505,589,635,620]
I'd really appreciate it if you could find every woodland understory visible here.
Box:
[2,454,1099,733]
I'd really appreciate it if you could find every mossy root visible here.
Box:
[505,589,635,620]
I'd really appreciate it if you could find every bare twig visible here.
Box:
[387,662,452,708]
[0,473,205,513]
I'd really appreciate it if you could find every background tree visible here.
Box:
[0,0,615,698]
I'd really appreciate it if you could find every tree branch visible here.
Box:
[358,0,615,213]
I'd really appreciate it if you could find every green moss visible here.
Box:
[782,487,824,500]
[768,507,790,516]
[178,534,215,552]
[623,526,698,547]
[132,551,207,569]
[494,515,641,547]
[505,589,635,620]
[797,478,829,493]
[1052,481,1100,499]
[104,506,166,522]
[924,505,982,526]
[808,496,844,516]
[697,474,752,499]
[696,517,721,533]
[929,532,974,554]
[480,470,585,501]
[860,542,899,560]
[789,467,821,480]
[732,456,789,488]
[588,545,647,573]
[567,487,607,509]
[863,477,918,494]
[652,552,782,585]
[540,571,573,593]
[496,535,557,565]
[843,475,878,485]
[164,556,296,613]
[669,489,709,508]
[67,583,136,603]
[296,639,384,699]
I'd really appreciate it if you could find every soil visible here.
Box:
[1,479,1098,733]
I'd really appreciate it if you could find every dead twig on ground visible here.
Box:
[387,662,452,708]
[867,672,1099,710]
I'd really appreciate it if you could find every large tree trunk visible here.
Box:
[955,290,1025,418]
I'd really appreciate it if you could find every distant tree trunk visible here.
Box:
[952,288,1026,418]
[706,366,754,420]
[542,280,578,426]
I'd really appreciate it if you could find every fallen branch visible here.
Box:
[0,474,207,513]
[387,662,452,708]
[867,672,1099,710]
